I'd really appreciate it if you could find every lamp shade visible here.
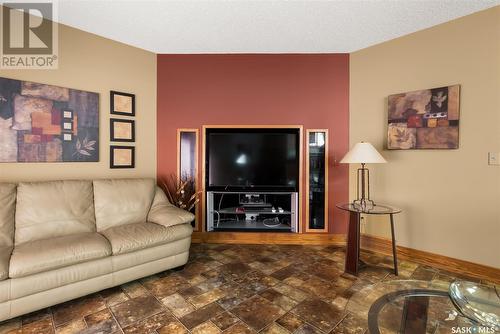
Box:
[340,142,387,164]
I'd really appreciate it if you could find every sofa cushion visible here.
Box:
[0,183,16,248]
[9,233,111,278]
[93,179,155,231]
[100,222,193,255]
[0,246,13,281]
[148,187,195,227]
[15,180,96,245]
[10,256,112,299]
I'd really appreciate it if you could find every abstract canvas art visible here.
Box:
[0,77,99,162]
[387,85,460,149]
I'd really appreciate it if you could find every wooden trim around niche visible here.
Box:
[192,231,346,245]
[176,128,200,231]
[305,129,329,233]
[201,125,304,233]
[361,234,500,284]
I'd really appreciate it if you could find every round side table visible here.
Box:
[337,203,402,276]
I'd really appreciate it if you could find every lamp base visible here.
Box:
[353,198,375,211]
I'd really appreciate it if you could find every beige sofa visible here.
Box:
[0,178,194,321]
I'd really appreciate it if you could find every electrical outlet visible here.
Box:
[360,217,366,234]
[488,152,500,165]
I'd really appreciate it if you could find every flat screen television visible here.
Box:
[206,128,300,191]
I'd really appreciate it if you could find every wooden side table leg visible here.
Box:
[345,211,361,275]
[390,213,399,276]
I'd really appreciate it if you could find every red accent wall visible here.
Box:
[157,54,350,233]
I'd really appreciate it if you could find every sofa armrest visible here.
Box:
[148,186,195,227]
[148,204,194,227]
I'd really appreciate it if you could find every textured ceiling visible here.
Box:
[56,0,500,53]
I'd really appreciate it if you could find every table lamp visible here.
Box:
[340,142,386,210]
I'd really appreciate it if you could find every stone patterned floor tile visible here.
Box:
[21,308,52,325]
[301,275,338,301]
[55,319,86,334]
[142,274,191,298]
[121,312,175,334]
[187,275,208,285]
[191,321,221,334]
[100,287,129,307]
[410,266,437,281]
[260,322,292,334]
[271,265,300,281]
[109,295,163,328]
[216,285,256,310]
[330,296,349,311]
[179,285,205,299]
[276,312,306,332]
[189,288,226,309]
[295,323,325,334]
[161,293,195,318]
[210,311,240,331]
[221,322,257,334]
[0,318,21,334]
[120,281,149,298]
[156,318,188,334]
[230,295,286,331]
[0,243,481,334]
[20,317,54,334]
[83,308,119,333]
[259,288,298,311]
[52,293,106,326]
[273,283,311,302]
[218,262,253,280]
[330,313,366,334]
[179,302,225,329]
[291,298,344,333]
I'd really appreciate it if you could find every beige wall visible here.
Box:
[350,6,500,268]
[0,21,157,182]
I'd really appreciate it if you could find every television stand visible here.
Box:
[206,191,298,232]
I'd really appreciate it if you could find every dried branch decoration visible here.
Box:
[159,174,201,211]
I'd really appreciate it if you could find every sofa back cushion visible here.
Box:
[93,178,155,231]
[15,180,96,245]
[0,183,16,247]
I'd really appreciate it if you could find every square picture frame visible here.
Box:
[110,145,135,169]
[110,118,135,142]
[110,90,135,116]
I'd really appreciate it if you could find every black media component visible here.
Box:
[206,128,300,191]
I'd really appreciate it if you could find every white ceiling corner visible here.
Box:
[55,0,500,53]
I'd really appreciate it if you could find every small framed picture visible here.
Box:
[63,133,72,141]
[110,91,135,116]
[110,145,135,169]
[110,118,135,142]
[63,110,73,118]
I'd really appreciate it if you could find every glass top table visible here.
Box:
[347,280,500,334]
[449,280,500,328]
[336,203,402,215]
[336,202,402,276]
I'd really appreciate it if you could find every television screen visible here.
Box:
[206,129,299,190]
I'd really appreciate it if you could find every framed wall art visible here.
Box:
[110,118,135,142]
[0,77,99,162]
[387,85,460,149]
[110,145,135,168]
[110,90,135,116]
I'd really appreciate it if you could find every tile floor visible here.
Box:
[0,243,482,334]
